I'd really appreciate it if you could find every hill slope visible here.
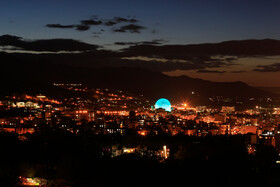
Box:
[0,54,273,104]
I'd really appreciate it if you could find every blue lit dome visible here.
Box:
[155,98,172,112]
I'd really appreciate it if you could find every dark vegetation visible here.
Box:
[1,127,280,186]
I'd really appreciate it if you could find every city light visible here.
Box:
[155,98,172,112]
[0,71,278,185]
[19,176,47,186]
[163,145,168,159]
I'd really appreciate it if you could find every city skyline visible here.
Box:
[1,83,280,186]
[1,1,280,186]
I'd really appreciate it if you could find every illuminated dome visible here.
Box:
[155,98,172,112]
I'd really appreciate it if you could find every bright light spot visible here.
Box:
[155,98,172,112]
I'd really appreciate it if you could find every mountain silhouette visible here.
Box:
[0,52,273,104]
[0,36,278,104]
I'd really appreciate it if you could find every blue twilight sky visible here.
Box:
[1,0,280,47]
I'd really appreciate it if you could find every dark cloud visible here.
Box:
[104,21,118,26]
[114,39,167,46]
[0,35,22,45]
[5,35,280,74]
[113,24,146,33]
[115,39,280,71]
[230,70,246,73]
[75,25,90,31]
[196,70,226,73]
[113,17,138,23]
[225,57,237,61]
[142,39,168,45]
[121,48,234,71]
[103,17,139,26]
[103,17,138,26]
[123,39,280,56]
[0,35,98,52]
[80,19,103,25]
[254,63,280,72]
[115,42,137,45]
[203,61,226,68]
[46,16,143,34]
[46,24,75,29]
[46,16,144,33]
[113,29,126,33]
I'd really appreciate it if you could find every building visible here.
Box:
[259,131,275,147]
[221,106,235,113]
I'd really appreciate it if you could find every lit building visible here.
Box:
[160,145,170,159]
[214,113,227,123]
[96,110,129,116]
[196,106,207,112]
[154,98,172,112]
[219,124,230,135]
[221,106,235,113]
[36,95,46,99]
[259,131,275,147]
[75,110,95,121]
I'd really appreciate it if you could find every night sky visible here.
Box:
[1,0,280,86]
